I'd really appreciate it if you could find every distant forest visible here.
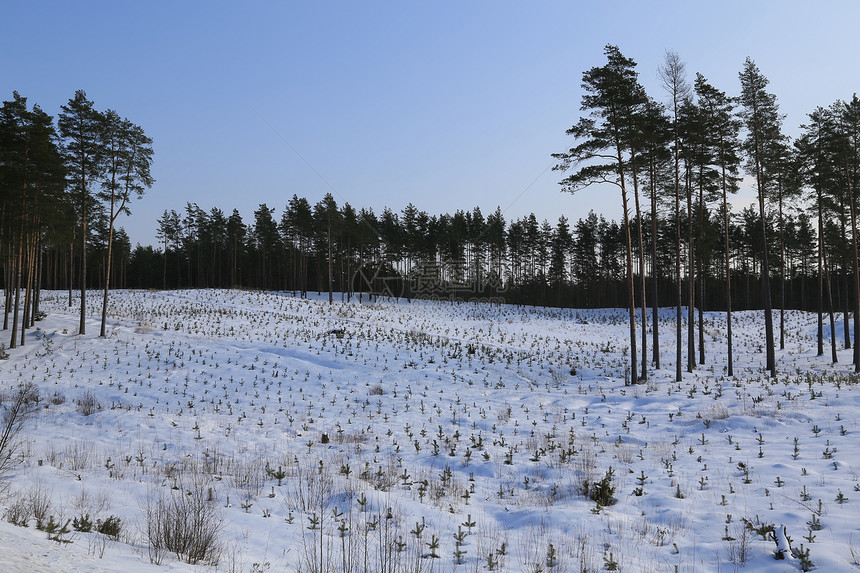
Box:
[2,46,859,378]
[126,197,819,314]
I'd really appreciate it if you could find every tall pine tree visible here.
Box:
[739,58,783,377]
[58,90,103,336]
[554,44,647,384]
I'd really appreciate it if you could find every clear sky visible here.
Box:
[3,1,859,247]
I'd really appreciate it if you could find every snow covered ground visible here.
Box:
[1,289,859,572]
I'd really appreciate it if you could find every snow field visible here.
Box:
[0,289,859,572]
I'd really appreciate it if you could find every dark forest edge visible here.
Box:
[2,46,859,382]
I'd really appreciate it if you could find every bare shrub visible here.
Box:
[144,478,223,565]
[72,486,111,516]
[227,450,268,498]
[848,534,860,566]
[286,459,336,573]
[27,481,52,524]
[4,490,31,526]
[572,441,598,497]
[88,532,110,559]
[518,523,550,572]
[723,521,751,568]
[571,531,598,573]
[76,390,99,416]
[708,402,730,421]
[0,382,40,478]
[65,440,95,471]
[43,441,61,467]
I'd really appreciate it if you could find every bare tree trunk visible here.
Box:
[845,164,860,370]
[33,239,42,323]
[650,158,661,369]
[21,229,36,346]
[10,240,21,349]
[631,155,647,381]
[79,193,87,335]
[3,255,11,331]
[824,243,839,363]
[687,172,695,373]
[101,195,117,338]
[722,179,734,376]
[698,174,706,365]
[617,145,637,385]
[328,217,333,305]
[779,179,786,350]
[68,236,74,308]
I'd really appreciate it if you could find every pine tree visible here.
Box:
[659,51,692,382]
[549,215,573,304]
[739,58,784,377]
[226,209,247,288]
[796,108,839,362]
[836,96,860,370]
[314,193,340,303]
[1,92,65,346]
[639,98,672,369]
[694,74,742,376]
[98,110,153,337]
[58,90,103,335]
[553,44,648,384]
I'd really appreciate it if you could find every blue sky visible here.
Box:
[3,1,859,247]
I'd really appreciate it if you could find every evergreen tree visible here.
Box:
[739,58,784,377]
[208,207,228,287]
[640,98,672,369]
[314,193,340,303]
[156,209,181,288]
[58,90,103,335]
[97,110,153,337]
[694,74,742,375]
[572,211,600,305]
[549,215,572,288]
[554,44,647,383]
[1,92,65,346]
[226,208,247,288]
[835,96,860,369]
[659,50,692,382]
[253,204,280,290]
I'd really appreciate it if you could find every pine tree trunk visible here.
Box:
[845,164,860,370]
[779,184,786,350]
[617,146,637,385]
[79,193,87,335]
[723,182,734,377]
[697,177,706,365]
[687,175,695,373]
[10,240,21,349]
[824,246,838,363]
[650,163,660,369]
[21,230,36,346]
[101,198,117,339]
[68,238,74,308]
[817,201,825,357]
[33,239,43,323]
[674,140,683,382]
[328,217,333,305]
[631,155,647,382]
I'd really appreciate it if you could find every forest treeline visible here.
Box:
[1,46,859,380]
[0,90,152,348]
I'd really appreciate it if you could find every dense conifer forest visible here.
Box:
[2,47,859,377]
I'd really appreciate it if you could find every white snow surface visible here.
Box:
[0,289,859,572]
